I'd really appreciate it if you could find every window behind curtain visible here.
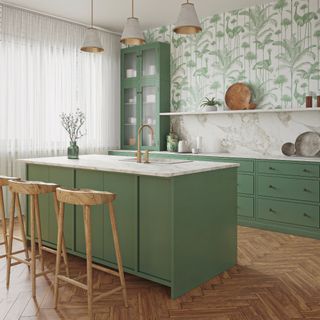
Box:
[0,4,120,212]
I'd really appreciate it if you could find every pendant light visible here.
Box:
[121,0,145,46]
[81,0,104,53]
[173,0,202,35]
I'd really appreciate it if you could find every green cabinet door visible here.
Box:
[103,172,137,271]
[27,165,50,242]
[27,165,75,249]
[139,176,172,281]
[48,167,75,250]
[75,170,104,259]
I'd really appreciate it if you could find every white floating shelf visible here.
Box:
[160,108,320,116]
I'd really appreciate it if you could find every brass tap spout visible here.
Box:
[136,124,154,163]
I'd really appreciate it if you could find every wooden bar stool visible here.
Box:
[0,176,23,260]
[7,180,70,298]
[54,188,128,319]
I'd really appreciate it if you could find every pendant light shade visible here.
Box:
[121,0,145,45]
[173,0,202,35]
[81,0,104,53]
[81,28,104,52]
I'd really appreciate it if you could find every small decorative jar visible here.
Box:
[68,141,79,159]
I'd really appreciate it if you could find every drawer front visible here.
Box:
[257,198,319,228]
[238,196,254,217]
[258,176,319,202]
[238,174,254,194]
[257,161,319,178]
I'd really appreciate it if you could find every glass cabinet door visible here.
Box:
[141,86,157,147]
[142,48,157,77]
[123,52,138,80]
[123,88,138,147]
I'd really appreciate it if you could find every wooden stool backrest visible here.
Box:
[56,188,116,206]
[8,180,59,195]
[0,176,20,187]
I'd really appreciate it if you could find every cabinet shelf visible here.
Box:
[160,108,320,116]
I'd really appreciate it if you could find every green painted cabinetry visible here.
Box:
[121,42,170,151]
[109,151,320,239]
[27,162,237,298]
[27,165,75,250]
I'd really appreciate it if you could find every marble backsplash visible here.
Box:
[172,111,320,156]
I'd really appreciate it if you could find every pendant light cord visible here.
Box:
[132,0,134,17]
[91,0,93,27]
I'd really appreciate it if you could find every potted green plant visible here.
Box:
[200,97,222,112]
[60,108,86,159]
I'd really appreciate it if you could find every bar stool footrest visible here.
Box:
[57,275,88,291]
[93,286,123,303]
[92,263,119,277]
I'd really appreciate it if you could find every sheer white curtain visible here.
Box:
[0,4,120,211]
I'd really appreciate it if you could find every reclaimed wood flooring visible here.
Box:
[1,222,320,319]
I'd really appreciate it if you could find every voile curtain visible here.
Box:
[0,4,121,212]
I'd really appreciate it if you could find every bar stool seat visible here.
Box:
[54,187,128,319]
[0,176,21,260]
[6,180,70,298]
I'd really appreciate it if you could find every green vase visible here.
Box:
[68,142,79,159]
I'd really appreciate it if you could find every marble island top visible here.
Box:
[19,155,239,178]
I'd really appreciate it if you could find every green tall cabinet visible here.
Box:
[121,42,170,151]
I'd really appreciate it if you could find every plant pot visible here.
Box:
[68,142,79,159]
[202,105,217,112]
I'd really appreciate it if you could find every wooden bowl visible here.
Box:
[225,83,253,110]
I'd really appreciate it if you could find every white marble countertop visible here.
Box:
[110,150,320,163]
[19,154,239,178]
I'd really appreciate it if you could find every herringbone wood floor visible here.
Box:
[1,223,320,320]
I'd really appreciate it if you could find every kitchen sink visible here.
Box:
[119,157,193,165]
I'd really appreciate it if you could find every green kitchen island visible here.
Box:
[21,154,238,298]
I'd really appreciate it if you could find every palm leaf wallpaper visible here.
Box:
[145,0,320,111]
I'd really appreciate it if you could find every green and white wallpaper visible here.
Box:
[145,0,320,111]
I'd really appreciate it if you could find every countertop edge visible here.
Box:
[19,156,239,178]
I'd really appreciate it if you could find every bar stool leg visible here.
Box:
[30,195,36,298]
[34,195,44,272]
[0,187,8,259]
[6,192,16,289]
[53,193,70,277]
[84,205,93,320]
[54,202,64,308]
[15,193,30,263]
[108,203,128,308]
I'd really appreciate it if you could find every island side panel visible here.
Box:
[171,167,238,299]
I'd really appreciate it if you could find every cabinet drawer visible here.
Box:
[208,158,254,173]
[258,176,319,202]
[238,174,254,194]
[257,198,319,228]
[238,196,254,218]
[257,161,319,178]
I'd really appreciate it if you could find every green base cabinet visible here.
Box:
[26,165,75,250]
[27,163,237,299]
[109,151,320,240]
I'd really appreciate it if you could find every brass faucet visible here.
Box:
[136,124,154,163]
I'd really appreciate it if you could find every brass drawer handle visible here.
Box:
[303,213,310,218]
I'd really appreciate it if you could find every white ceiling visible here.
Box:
[3,0,272,33]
